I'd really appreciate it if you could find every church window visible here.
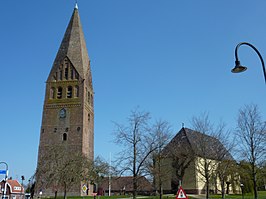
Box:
[57,87,62,99]
[67,86,73,98]
[74,86,79,97]
[59,70,63,80]
[88,114,90,122]
[65,128,69,132]
[54,128,57,133]
[63,133,67,141]
[41,129,44,133]
[70,68,74,79]
[77,127,81,132]
[64,66,68,80]
[50,87,55,99]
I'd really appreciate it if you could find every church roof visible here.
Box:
[163,128,232,160]
[48,6,90,80]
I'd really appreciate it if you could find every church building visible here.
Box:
[36,4,94,197]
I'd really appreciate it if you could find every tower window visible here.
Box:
[54,128,57,133]
[64,66,68,80]
[63,133,67,141]
[57,87,62,99]
[50,87,55,99]
[74,86,79,98]
[59,69,63,80]
[70,68,74,79]
[67,86,73,98]
[88,113,90,122]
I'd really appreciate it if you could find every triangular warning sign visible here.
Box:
[176,186,188,199]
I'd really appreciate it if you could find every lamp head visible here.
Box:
[231,60,247,73]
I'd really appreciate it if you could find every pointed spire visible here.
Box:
[75,0,78,9]
[49,6,91,80]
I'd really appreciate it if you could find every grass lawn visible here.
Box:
[189,191,266,199]
[41,191,266,199]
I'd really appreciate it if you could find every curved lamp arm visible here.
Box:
[232,42,266,84]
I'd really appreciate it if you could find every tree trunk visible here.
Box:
[206,177,209,199]
[159,183,163,199]
[133,175,137,199]
[221,180,225,199]
[253,170,258,199]
[64,183,67,199]
[54,190,58,199]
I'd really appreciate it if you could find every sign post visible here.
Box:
[176,186,188,199]
[0,162,8,199]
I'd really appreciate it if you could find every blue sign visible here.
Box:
[0,170,6,174]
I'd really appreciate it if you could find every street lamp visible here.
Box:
[231,42,266,84]
[240,183,244,199]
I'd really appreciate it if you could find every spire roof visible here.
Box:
[50,7,90,80]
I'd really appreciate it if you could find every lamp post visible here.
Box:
[0,162,8,199]
[240,183,244,199]
[231,42,266,84]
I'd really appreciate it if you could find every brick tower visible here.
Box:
[36,4,94,196]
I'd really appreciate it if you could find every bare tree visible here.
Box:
[216,159,239,199]
[147,119,172,199]
[87,156,110,192]
[236,104,266,199]
[36,145,96,199]
[113,109,169,199]
[191,113,231,199]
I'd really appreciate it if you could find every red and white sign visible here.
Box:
[176,186,188,199]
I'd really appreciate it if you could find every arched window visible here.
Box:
[57,87,62,99]
[63,133,67,141]
[50,87,55,99]
[64,66,68,80]
[59,69,63,80]
[67,86,72,98]
[70,68,74,79]
[74,85,79,98]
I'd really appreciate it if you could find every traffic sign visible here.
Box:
[0,170,6,175]
[176,186,188,199]
[82,184,88,193]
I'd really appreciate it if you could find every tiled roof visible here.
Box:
[163,128,232,160]
[48,7,91,81]
[1,180,24,194]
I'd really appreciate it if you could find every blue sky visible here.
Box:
[0,0,266,182]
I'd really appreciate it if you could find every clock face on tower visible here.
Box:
[59,108,66,118]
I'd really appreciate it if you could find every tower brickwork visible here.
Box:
[36,6,94,196]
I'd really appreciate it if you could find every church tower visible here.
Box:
[36,4,94,196]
